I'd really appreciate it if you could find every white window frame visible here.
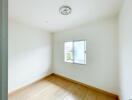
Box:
[64,40,86,65]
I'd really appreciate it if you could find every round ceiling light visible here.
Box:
[59,5,72,15]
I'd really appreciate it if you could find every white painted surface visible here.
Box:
[9,0,122,32]
[8,20,52,93]
[53,17,119,94]
[119,0,132,99]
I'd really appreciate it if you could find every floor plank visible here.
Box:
[9,74,117,100]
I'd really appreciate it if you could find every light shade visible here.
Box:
[59,5,72,15]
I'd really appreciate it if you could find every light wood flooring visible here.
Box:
[9,74,118,100]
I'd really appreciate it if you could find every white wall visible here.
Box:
[8,20,52,93]
[53,17,119,94]
[119,0,132,99]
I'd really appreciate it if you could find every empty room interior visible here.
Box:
[8,0,132,100]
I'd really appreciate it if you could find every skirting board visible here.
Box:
[53,73,119,100]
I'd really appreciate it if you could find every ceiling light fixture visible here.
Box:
[59,5,72,15]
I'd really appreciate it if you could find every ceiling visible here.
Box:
[9,0,122,32]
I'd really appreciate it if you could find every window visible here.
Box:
[64,40,86,64]
[64,41,73,63]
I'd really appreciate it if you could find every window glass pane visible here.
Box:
[64,42,73,63]
[74,41,86,64]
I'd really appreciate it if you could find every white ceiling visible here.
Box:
[9,0,122,32]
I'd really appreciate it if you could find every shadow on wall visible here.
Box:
[8,20,52,94]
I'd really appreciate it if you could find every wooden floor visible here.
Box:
[9,74,117,100]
